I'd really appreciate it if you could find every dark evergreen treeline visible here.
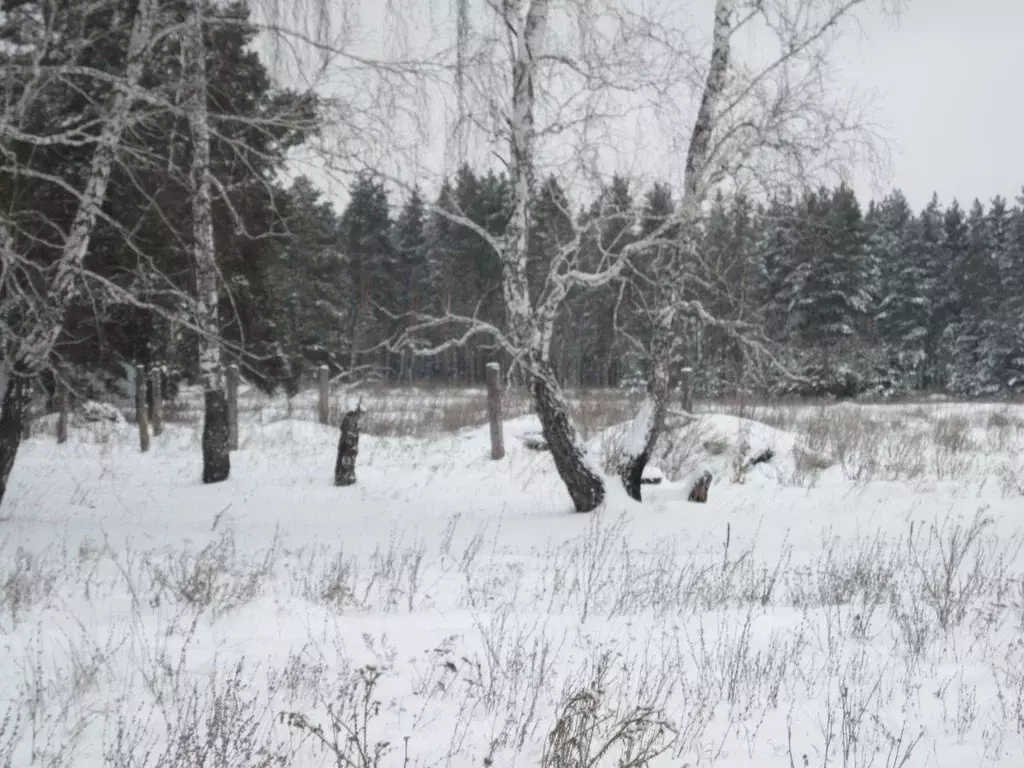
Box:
[265,172,1024,398]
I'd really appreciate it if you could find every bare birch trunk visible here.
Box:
[16,0,156,367]
[185,0,229,483]
[0,1,155,507]
[503,0,605,512]
[619,0,734,501]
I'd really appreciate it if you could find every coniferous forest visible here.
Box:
[60,162,1024,401]
[264,174,1024,399]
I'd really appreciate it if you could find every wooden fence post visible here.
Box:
[317,364,330,425]
[226,363,239,451]
[486,362,505,460]
[136,365,150,452]
[680,366,694,414]
[150,366,163,437]
[56,378,69,445]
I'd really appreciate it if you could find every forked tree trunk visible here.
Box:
[619,352,670,502]
[0,373,28,506]
[502,1,606,511]
[185,0,229,483]
[532,366,604,512]
[625,0,734,501]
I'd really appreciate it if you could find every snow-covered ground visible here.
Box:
[3,392,1024,767]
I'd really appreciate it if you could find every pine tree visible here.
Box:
[788,185,869,392]
[340,174,394,374]
[392,186,433,380]
[873,190,925,390]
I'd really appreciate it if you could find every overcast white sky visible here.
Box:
[271,0,1024,214]
[837,0,1024,209]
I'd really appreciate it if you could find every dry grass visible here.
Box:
[157,384,642,441]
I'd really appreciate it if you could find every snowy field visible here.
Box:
[3,389,1024,767]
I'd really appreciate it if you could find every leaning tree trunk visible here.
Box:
[0,1,155,508]
[185,0,229,484]
[618,345,671,502]
[503,0,605,512]
[622,0,734,501]
[0,372,28,506]
[532,365,605,513]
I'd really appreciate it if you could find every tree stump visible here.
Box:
[485,362,504,460]
[135,365,150,453]
[226,363,239,451]
[688,470,712,503]
[334,405,363,487]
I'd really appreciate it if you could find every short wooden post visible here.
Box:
[317,364,330,425]
[334,405,362,487]
[486,362,505,460]
[688,470,712,503]
[680,366,694,414]
[150,366,163,437]
[226,363,239,451]
[135,365,150,452]
[56,379,69,445]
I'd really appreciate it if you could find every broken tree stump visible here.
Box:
[485,362,504,460]
[688,470,712,503]
[334,405,363,487]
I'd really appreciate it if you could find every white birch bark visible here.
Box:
[184,0,230,483]
[503,0,548,362]
[1,0,156,507]
[184,0,222,396]
[14,0,157,369]
[619,0,736,499]
[503,0,605,512]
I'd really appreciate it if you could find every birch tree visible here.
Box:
[0,0,158,505]
[382,0,901,511]
[616,0,902,501]
[183,0,230,484]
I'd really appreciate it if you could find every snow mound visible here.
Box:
[593,411,803,489]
